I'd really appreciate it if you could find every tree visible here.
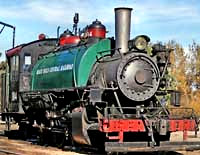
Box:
[168,40,200,116]
[188,41,200,86]
[0,61,6,70]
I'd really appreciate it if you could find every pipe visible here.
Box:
[0,21,15,48]
[13,27,15,48]
[114,7,132,54]
[57,26,60,39]
[0,21,15,29]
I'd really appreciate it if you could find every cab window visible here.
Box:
[23,54,31,71]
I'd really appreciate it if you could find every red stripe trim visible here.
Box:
[6,46,22,57]
[100,119,197,133]
[169,120,196,131]
[100,119,146,132]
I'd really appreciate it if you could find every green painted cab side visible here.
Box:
[31,39,110,90]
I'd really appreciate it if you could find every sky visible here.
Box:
[0,0,200,61]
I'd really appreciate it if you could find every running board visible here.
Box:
[105,141,200,152]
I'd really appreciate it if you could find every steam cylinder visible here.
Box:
[115,7,132,54]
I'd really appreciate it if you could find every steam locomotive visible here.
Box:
[1,7,198,152]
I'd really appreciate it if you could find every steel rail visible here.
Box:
[0,149,23,155]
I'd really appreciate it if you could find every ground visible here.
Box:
[0,122,200,155]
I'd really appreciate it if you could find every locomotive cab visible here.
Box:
[4,46,22,113]
[1,38,57,120]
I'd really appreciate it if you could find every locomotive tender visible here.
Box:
[1,7,198,152]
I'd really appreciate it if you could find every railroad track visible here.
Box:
[1,127,200,155]
[0,135,84,155]
[0,149,22,155]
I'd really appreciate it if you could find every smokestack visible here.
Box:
[115,7,132,54]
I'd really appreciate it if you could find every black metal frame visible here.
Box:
[0,21,15,48]
[104,106,196,120]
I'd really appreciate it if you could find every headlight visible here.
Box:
[135,36,148,50]
[129,35,150,51]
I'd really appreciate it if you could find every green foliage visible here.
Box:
[187,41,200,85]
[167,40,200,116]
[0,61,6,71]
[146,43,153,56]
